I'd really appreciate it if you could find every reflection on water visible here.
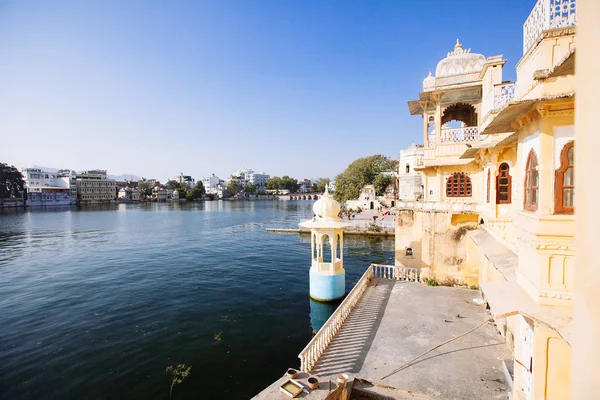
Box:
[309,298,341,333]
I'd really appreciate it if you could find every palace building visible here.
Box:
[396,0,577,398]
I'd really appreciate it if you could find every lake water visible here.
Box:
[0,201,395,399]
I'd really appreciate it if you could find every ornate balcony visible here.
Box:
[493,83,516,110]
[440,126,479,143]
[523,0,576,55]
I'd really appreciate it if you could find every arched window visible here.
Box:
[486,169,491,203]
[555,141,574,214]
[524,150,539,211]
[496,163,512,204]
[406,164,410,174]
[446,173,472,197]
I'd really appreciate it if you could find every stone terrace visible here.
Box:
[255,279,511,399]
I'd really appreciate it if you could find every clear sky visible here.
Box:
[0,0,535,182]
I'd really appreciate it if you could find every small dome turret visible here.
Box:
[312,184,341,221]
[423,71,435,89]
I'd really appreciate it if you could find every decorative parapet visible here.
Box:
[493,83,516,110]
[396,201,484,213]
[440,126,479,143]
[523,0,576,55]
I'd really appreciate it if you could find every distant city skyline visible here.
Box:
[0,1,533,181]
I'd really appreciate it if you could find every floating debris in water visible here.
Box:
[213,331,223,342]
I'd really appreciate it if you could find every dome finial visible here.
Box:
[448,38,470,56]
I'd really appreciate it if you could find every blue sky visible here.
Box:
[0,0,535,181]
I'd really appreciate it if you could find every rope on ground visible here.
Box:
[380,316,494,380]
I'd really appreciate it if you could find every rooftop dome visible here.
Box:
[313,185,341,221]
[435,39,485,78]
[423,71,435,89]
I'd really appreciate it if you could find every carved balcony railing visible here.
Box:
[440,126,479,143]
[428,134,436,148]
[494,83,516,110]
[523,0,576,55]
[298,263,420,372]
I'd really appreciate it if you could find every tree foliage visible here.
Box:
[244,182,257,195]
[313,177,330,193]
[226,180,244,197]
[166,180,188,199]
[186,181,205,201]
[333,155,398,202]
[139,181,155,198]
[265,176,299,193]
[0,163,25,198]
[373,174,393,196]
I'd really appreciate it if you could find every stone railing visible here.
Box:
[298,264,422,372]
[523,0,576,55]
[372,264,421,282]
[440,126,479,143]
[298,265,373,372]
[494,83,516,110]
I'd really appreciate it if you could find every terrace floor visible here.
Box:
[255,279,511,399]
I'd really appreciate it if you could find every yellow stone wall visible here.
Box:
[422,164,484,203]
[515,30,575,101]
[395,209,479,285]
[512,109,575,307]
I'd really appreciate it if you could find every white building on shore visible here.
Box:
[230,168,270,192]
[22,168,74,206]
[399,144,424,201]
[202,174,225,195]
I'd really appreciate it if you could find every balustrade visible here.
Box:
[440,126,479,143]
[523,0,576,55]
[298,263,421,372]
[371,264,421,282]
[493,83,516,110]
[298,266,373,372]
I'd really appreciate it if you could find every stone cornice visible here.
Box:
[516,26,577,70]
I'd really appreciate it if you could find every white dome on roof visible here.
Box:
[435,39,485,78]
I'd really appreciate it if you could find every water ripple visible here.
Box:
[0,201,394,399]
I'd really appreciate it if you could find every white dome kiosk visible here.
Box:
[299,185,350,302]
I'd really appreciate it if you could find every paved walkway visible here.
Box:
[254,279,511,399]
[313,279,511,399]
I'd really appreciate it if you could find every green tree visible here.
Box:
[138,181,154,198]
[165,180,180,190]
[266,176,299,193]
[281,176,299,193]
[313,177,330,193]
[373,174,393,196]
[245,182,257,196]
[265,177,282,191]
[0,163,25,198]
[333,154,398,202]
[226,180,243,197]
[165,179,188,199]
[186,181,205,201]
